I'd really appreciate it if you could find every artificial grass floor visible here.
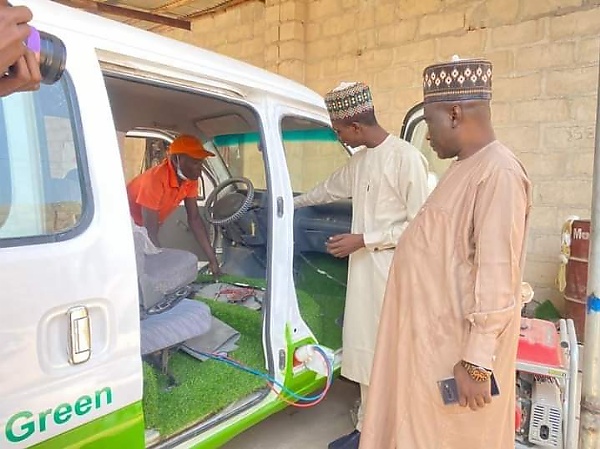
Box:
[143,295,265,438]
[142,253,347,439]
[294,252,347,350]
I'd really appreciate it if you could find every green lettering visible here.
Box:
[74,395,92,416]
[5,411,34,443]
[95,387,112,408]
[38,409,52,432]
[53,403,72,425]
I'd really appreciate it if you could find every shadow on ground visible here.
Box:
[224,379,359,449]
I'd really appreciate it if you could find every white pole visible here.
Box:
[579,49,600,449]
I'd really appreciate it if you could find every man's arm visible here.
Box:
[141,207,161,247]
[294,158,354,208]
[461,168,530,370]
[0,3,41,97]
[184,198,220,277]
[363,148,429,251]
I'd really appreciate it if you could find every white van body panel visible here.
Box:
[0,31,142,449]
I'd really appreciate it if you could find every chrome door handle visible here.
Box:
[67,306,91,365]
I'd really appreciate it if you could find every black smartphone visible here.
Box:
[438,373,500,405]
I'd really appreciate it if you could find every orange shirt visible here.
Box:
[127,158,198,226]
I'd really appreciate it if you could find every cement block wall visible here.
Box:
[153,0,600,308]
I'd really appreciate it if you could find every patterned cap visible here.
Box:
[423,57,492,104]
[324,82,374,121]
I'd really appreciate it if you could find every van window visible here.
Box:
[213,133,266,190]
[0,77,87,243]
[280,117,349,193]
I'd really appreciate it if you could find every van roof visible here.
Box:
[27,0,327,112]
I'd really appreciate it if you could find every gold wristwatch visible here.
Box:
[460,360,492,382]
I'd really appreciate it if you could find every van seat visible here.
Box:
[132,224,198,311]
[140,299,211,355]
[131,223,211,362]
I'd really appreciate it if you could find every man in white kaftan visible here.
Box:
[294,82,429,449]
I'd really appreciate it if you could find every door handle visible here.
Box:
[67,306,91,365]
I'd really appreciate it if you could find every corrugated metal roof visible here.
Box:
[54,0,261,30]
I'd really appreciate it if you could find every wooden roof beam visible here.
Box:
[53,0,192,30]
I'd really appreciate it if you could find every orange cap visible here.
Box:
[168,135,214,159]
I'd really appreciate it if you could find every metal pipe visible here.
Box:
[559,319,571,448]
[579,47,600,448]
[568,319,579,449]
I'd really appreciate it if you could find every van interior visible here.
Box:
[103,73,351,443]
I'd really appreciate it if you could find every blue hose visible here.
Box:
[196,345,334,402]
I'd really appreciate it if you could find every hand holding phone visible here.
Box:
[438,373,499,406]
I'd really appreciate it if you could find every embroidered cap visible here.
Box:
[423,56,492,104]
[324,82,374,121]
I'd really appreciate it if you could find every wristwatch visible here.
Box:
[460,360,492,382]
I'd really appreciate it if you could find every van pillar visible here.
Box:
[579,45,600,449]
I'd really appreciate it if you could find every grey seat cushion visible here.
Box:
[131,223,199,310]
[140,299,212,355]
[139,248,199,310]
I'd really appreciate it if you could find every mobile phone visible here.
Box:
[438,373,500,405]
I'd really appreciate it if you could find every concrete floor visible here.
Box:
[223,379,359,449]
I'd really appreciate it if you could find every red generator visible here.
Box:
[515,318,579,449]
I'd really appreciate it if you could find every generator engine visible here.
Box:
[516,373,563,447]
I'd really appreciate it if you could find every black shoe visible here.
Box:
[328,430,360,449]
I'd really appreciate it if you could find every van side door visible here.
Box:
[0,28,144,448]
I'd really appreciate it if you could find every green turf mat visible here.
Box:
[143,298,266,438]
[142,258,346,438]
[142,361,160,430]
[295,253,347,349]
[198,255,347,350]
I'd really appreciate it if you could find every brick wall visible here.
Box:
[153,0,600,308]
[161,1,267,72]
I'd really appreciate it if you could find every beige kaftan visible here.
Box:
[360,141,531,449]
[294,135,429,386]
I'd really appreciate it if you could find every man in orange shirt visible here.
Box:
[127,134,221,277]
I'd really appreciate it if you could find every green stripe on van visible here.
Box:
[30,402,144,449]
[214,129,338,147]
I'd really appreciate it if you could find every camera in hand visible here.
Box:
[25,27,66,85]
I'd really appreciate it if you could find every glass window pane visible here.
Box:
[0,77,86,242]
[280,117,349,193]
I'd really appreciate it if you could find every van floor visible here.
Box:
[142,253,347,440]
[142,297,265,438]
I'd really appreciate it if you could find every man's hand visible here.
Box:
[0,3,41,96]
[208,260,222,280]
[326,233,365,258]
[0,3,32,72]
[453,362,492,411]
[0,49,41,97]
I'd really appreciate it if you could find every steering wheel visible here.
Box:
[204,177,255,226]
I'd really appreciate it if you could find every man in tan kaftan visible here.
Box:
[359,58,532,449]
[294,82,429,449]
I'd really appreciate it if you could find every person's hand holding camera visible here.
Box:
[0,1,42,97]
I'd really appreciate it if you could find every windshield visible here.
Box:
[280,117,349,193]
